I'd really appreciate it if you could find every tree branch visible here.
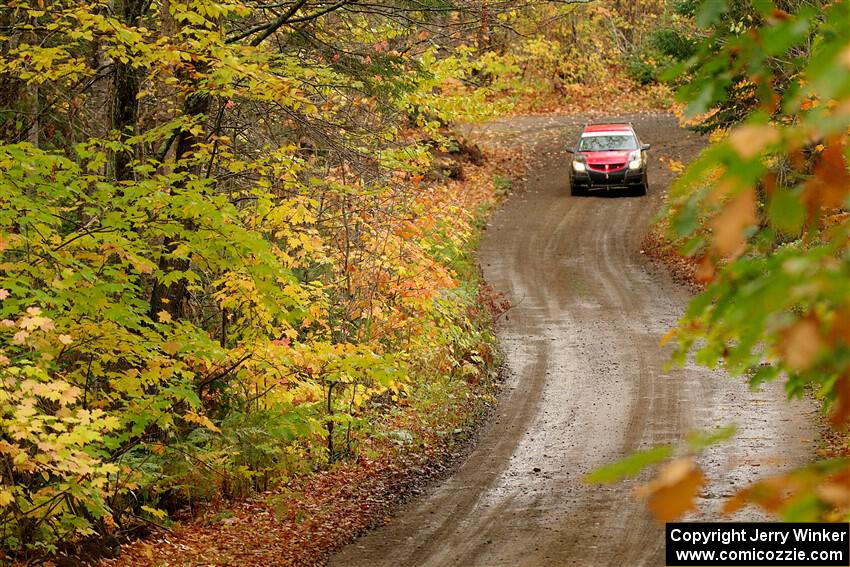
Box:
[225,0,309,44]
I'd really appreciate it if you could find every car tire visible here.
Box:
[635,181,648,196]
[571,183,585,197]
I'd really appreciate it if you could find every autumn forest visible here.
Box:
[0,0,848,564]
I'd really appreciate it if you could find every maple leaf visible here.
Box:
[12,330,29,345]
[0,488,14,508]
[183,411,221,432]
[157,310,173,323]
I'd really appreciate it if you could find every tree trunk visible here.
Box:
[148,89,210,321]
[112,0,148,181]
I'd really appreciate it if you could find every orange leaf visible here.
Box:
[828,306,850,347]
[723,486,753,515]
[710,188,757,258]
[829,373,850,429]
[771,8,791,21]
[810,138,850,209]
[728,124,780,160]
[695,255,716,284]
[778,315,824,372]
[659,328,677,347]
[637,457,704,522]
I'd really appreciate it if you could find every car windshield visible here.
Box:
[578,134,637,151]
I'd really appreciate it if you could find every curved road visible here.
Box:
[328,114,815,567]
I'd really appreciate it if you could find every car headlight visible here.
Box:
[573,160,587,172]
[628,150,642,170]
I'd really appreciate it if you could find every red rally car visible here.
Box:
[567,123,650,196]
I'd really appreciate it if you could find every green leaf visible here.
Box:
[695,0,728,27]
[586,444,673,484]
[685,425,736,452]
[768,189,805,235]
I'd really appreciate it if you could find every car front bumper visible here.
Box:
[571,167,644,189]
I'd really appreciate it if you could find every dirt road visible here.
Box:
[328,114,816,566]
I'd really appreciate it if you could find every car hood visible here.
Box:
[580,150,633,164]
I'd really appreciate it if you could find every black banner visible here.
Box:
[666,523,850,566]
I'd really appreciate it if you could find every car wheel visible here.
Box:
[571,183,584,196]
[634,177,648,196]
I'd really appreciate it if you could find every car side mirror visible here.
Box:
[641,143,651,151]
[565,147,575,154]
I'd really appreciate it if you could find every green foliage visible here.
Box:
[625,51,672,85]
[0,0,707,557]
[493,174,513,196]
[586,445,674,484]
[0,0,513,557]
[587,426,737,485]
[672,0,700,17]
[649,28,697,60]
[657,0,850,520]
[0,352,120,553]
[590,0,850,524]
[665,0,850,398]
[623,5,699,86]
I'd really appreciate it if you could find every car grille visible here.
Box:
[588,163,626,172]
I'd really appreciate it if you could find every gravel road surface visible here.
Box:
[328,114,816,567]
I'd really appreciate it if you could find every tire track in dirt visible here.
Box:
[327,114,816,567]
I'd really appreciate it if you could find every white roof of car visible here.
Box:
[580,131,634,137]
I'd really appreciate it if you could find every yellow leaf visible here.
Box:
[19,316,48,331]
[157,310,172,323]
[0,488,14,507]
[58,385,81,406]
[183,411,220,432]
[141,505,168,520]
